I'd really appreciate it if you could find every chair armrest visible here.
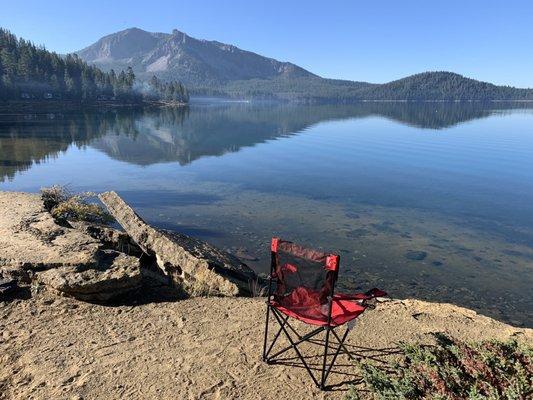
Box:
[334,288,388,301]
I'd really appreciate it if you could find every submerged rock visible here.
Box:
[99,191,257,296]
[230,247,259,262]
[405,251,428,261]
[346,228,370,238]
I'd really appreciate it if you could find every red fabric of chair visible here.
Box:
[272,286,367,326]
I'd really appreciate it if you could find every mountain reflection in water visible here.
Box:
[1,102,530,180]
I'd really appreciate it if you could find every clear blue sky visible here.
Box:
[1,0,532,87]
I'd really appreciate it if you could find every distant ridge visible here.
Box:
[77,28,533,103]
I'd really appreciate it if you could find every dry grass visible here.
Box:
[40,185,113,224]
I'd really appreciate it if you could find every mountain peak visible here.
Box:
[77,27,316,86]
[123,27,148,33]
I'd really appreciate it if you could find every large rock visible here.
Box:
[0,191,143,301]
[36,250,142,302]
[0,192,101,270]
[99,191,257,296]
[69,221,144,258]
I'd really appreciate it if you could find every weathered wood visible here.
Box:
[98,191,257,296]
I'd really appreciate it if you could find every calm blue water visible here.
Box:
[1,102,532,326]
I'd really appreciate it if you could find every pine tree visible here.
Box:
[125,67,135,89]
[64,69,76,98]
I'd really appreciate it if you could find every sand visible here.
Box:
[1,294,531,400]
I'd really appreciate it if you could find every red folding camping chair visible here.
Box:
[262,237,387,390]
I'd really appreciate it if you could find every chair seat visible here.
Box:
[271,287,366,326]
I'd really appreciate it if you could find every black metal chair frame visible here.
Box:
[262,244,357,391]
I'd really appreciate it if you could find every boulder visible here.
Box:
[69,221,144,258]
[0,192,101,270]
[36,250,142,302]
[98,191,257,296]
[0,191,144,302]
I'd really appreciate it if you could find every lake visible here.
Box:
[1,101,532,327]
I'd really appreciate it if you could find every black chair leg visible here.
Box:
[262,303,270,361]
[319,327,331,390]
[264,308,354,391]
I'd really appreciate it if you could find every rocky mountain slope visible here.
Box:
[76,27,315,87]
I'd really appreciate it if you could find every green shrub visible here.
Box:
[40,185,113,224]
[348,334,532,400]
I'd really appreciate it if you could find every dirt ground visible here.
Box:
[1,293,531,400]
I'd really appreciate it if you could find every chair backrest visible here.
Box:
[268,237,340,307]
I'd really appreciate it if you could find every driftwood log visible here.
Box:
[98,191,257,296]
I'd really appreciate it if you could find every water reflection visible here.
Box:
[2,102,532,181]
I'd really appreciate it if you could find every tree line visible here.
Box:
[0,28,188,103]
[198,72,533,103]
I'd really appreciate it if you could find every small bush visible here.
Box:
[348,334,532,400]
[40,185,113,224]
[41,184,70,211]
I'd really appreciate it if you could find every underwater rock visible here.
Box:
[404,251,428,261]
[346,228,370,238]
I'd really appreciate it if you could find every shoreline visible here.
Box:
[2,98,533,112]
[0,99,188,113]
[0,190,531,399]
[0,189,531,326]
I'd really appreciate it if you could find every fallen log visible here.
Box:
[98,191,257,296]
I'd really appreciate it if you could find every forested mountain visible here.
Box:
[0,28,189,103]
[220,72,533,103]
[356,72,533,101]
[77,27,533,103]
[3,26,531,103]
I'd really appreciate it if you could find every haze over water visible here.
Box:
[1,102,532,326]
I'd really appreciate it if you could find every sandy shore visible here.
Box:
[1,293,531,400]
[0,190,531,399]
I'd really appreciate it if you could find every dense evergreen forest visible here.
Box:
[194,72,533,103]
[0,28,189,103]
